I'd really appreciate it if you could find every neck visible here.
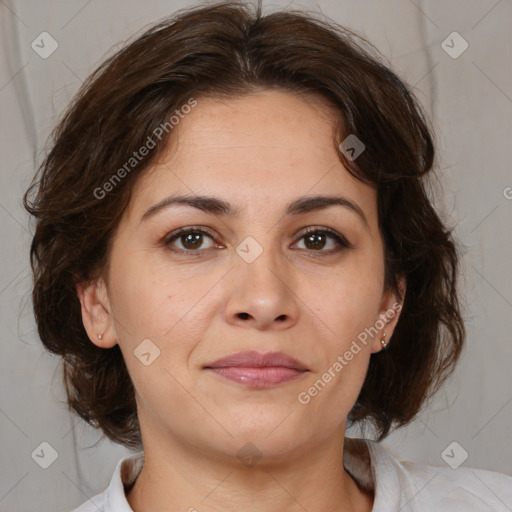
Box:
[126,428,374,512]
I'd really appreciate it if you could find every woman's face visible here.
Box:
[79,89,403,462]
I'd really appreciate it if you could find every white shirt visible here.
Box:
[72,437,512,511]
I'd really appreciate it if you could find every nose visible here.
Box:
[224,245,299,331]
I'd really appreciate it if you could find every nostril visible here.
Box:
[238,312,250,319]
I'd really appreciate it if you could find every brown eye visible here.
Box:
[164,228,216,253]
[304,231,328,250]
[295,228,352,253]
[179,232,204,250]
[164,226,351,256]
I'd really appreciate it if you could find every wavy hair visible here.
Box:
[23,1,465,449]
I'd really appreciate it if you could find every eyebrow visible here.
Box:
[140,193,369,229]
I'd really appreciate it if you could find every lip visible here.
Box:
[204,351,310,388]
[204,350,309,371]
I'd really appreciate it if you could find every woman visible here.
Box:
[23,1,512,511]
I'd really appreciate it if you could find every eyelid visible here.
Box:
[163,225,352,253]
[294,226,353,251]
[163,226,220,247]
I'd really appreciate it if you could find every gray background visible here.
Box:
[1,0,511,511]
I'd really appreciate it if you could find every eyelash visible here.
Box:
[163,226,352,256]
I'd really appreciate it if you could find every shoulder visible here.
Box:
[69,451,143,512]
[365,439,512,511]
[401,459,512,510]
[71,492,106,512]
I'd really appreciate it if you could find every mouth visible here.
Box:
[203,350,310,388]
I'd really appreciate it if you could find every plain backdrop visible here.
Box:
[1,0,511,511]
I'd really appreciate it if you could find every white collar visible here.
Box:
[75,437,512,511]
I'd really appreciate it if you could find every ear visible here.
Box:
[370,276,406,354]
[75,277,117,349]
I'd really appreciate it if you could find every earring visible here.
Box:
[97,332,104,340]
[381,332,387,348]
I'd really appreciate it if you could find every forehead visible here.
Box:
[126,90,377,227]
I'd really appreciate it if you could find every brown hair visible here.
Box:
[23,0,465,450]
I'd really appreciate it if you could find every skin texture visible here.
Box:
[77,89,404,512]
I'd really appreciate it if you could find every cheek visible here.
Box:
[297,264,383,426]
[308,251,384,337]
[107,247,221,362]
[109,270,170,339]
[108,245,179,332]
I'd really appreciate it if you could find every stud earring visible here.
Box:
[97,332,104,340]
[381,332,387,348]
